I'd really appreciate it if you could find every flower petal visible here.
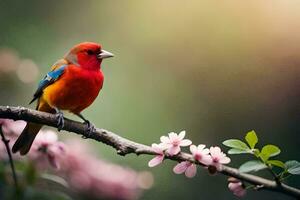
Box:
[234,188,246,197]
[173,162,189,174]
[148,155,164,167]
[185,164,197,178]
[167,146,180,156]
[228,182,246,197]
[199,155,212,166]
[47,145,64,169]
[202,148,210,155]
[151,143,163,154]
[220,156,231,164]
[168,132,178,141]
[43,130,58,142]
[210,146,221,157]
[159,143,172,149]
[160,136,170,144]
[56,142,66,153]
[48,154,59,169]
[178,130,186,140]
[197,144,206,151]
[190,145,197,155]
[228,182,241,191]
[180,139,192,147]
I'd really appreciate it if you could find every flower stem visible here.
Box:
[0,126,18,188]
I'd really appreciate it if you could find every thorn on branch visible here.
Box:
[17,106,26,118]
[6,105,11,113]
[117,149,126,156]
[116,145,133,156]
[254,185,265,191]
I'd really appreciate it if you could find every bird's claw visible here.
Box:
[82,120,95,138]
[55,110,64,131]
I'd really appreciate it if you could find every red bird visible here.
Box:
[12,42,114,155]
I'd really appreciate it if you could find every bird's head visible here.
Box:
[65,42,114,70]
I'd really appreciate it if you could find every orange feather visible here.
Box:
[43,65,104,114]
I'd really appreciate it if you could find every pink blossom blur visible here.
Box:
[0,119,26,160]
[27,130,66,169]
[58,139,153,200]
[0,119,26,138]
[0,119,152,200]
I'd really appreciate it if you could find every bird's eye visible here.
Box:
[87,50,94,55]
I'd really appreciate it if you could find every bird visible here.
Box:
[12,42,114,155]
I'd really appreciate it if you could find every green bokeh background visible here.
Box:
[0,0,299,199]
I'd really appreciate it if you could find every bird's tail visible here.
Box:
[12,123,42,155]
[12,97,55,155]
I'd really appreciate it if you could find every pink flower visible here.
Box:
[148,143,165,167]
[209,146,231,171]
[228,178,246,197]
[190,144,212,166]
[58,139,152,200]
[0,119,26,138]
[0,119,25,160]
[28,130,66,169]
[173,161,197,178]
[160,131,192,156]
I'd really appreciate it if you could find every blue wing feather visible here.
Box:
[29,64,67,104]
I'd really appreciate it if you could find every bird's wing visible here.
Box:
[29,59,68,104]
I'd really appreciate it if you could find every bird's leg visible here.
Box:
[75,113,95,138]
[54,107,64,131]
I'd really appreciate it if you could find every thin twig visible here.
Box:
[266,166,281,185]
[0,125,18,187]
[0,106,299,199]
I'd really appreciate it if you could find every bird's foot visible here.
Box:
[55,109,64,131]
[82,120,95,138]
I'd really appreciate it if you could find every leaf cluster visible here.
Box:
[223,131,300,179]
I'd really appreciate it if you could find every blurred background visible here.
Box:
[0,0,299,199]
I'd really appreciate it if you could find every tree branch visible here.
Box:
[0,106,299,199]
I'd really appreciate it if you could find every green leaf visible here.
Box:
[239,160,267,173]
[228,148,250,154]
[253,149,260,157]
[259,145,281,162]
[267,160,285,169]
[245,130,258,149]
[223,139,250,151]
[285,160,300,175]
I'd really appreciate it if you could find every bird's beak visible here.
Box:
[97,50,114,59]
